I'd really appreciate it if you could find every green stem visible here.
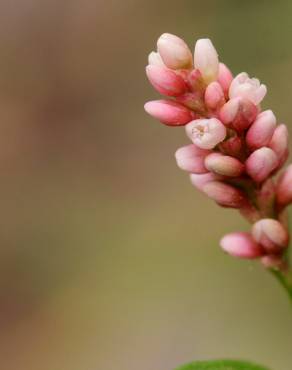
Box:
[270,269,292,305]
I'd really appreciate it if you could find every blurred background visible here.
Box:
[0,0,291,369]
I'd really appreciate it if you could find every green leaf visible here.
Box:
[175,359,271,370]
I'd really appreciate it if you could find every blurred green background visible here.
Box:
[0,0,292,369]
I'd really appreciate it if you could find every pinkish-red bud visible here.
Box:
[146,65,187,96]
[220,232,263,259]
[204,152,244,177]
[251,218,289,253]
[246,110,276,150]
[276,164,292,207]
[175,144,209,173]
[217,63,233,96]
[202,181,245,208]
[144,100,193,126]
[246,147,278,183]
[219,98,258,131]
[204,81,225,109]
[268,124,289,161]
[189,172,222,191]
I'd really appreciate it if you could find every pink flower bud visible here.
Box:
[202,181,245,208]
[229,72,267,105]
[268,124,289,161]
[218,136,244,158]
[144,100,193,126]
[175,144,209,173]
[246,147,278,183]
[146,65,187,96]
[189,172,222,191]
[185,118,226,149]
[251,219,289,253]
[220,232,263,259]
[148,52,165,67]
[246,110,277,150]
[157,33,193,70]
[194,38,219,83]
[204,81,225,109]
[219,98,258,131]
[217,63,233,95]
[204,152,244,177]
[276,164,292,207]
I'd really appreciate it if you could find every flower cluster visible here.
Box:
[145,33,292,270]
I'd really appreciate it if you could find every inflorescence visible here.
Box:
[145,33,292,271]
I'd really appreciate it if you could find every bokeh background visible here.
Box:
[0,0,292,369]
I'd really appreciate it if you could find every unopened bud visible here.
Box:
[204,152,244,177]
[220,232,263,259]
[217,63,233,95]
[276,164,292,207]
[148,52,165,67]
[194,38,219,84]
[185,118,226,149]
[251,218,289,253]
[146,65,187,96]
[204,81,225,109]
[202,181,245,208]
[189,172,222,191]
[268,124,289,161]
[246,110,276,150]
[219,98,258,131]
[157,33,193,70]
[144,100,193,126]
[246,147,278,183]
[175,144,209,173]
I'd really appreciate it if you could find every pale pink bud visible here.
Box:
[251,219,289,253]
[144,100,193,126]
[229,72,267,105]
[204,81,225,109]
[189,172,222,191]
[246,147,278,183]
[175,144,209,173]
[185,118,226,149]
[219,97,257,131]
[276,164,292,207]
[217,63,233,95]
[146,65,187,96]
[246,110,276,150]
[157,33,193,70]
[204,152,244,177]
[269,124,289,161]
[220,232,263,259]
[202,181,245,208]
[194,38,219,84]
[148,52,165,67]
